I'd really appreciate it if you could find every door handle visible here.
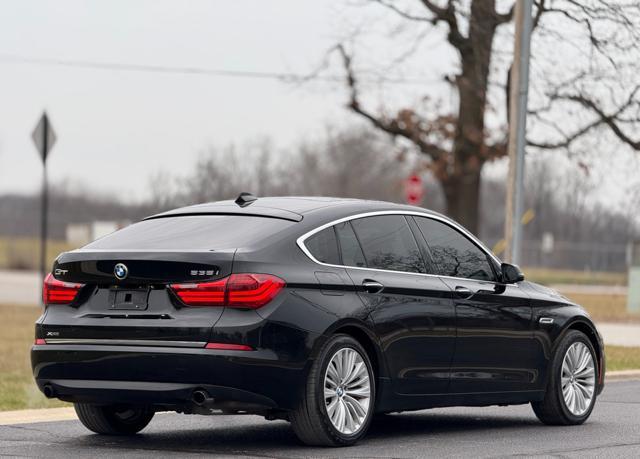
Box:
[454,286,474,298]
[362,280,384,294]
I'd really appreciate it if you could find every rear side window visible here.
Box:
[305,227,340,265]
[83,215,296,250]
[351,215,425,273]
[334,222,366,268]
[414,217,495,281]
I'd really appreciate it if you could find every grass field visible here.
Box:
[1,302,639,411]
[607,346,640,372]
[563,292,639,323]
[523,267,627,286]
[1,304,67,411]
[0,237,75,271]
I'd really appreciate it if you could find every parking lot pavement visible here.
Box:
[0,380,639,458]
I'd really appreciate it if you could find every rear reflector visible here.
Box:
[34,338,46,345]
[170,273,285,308]
[205,342,253,351]
[43,273,84,305]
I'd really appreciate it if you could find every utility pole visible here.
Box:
[31,112,57,285]
[504,0,533,265]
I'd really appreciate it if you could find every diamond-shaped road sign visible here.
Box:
[32,112,57,163]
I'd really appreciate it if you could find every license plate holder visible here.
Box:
[109,288,150,310]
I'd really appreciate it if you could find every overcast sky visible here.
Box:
[0,0,369,201]
[1,0,638,213]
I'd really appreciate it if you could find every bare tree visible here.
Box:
[146,127,413,209]
[335,0,640,233]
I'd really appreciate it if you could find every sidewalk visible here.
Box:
[595,322,640,347]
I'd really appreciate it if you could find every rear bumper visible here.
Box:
[32,343,311,410]
[37,379,277,410]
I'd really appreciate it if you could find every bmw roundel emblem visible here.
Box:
[114,263,129,280]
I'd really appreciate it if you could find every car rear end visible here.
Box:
[31,213,316,414]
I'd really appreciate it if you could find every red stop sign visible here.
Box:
[404,174,424,205]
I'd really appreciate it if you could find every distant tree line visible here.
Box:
[0,126,637,271]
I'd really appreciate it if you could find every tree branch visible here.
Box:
[419,0,468,50]
[337,44,449,162]
[371,0,434,22]
[495,3,515,24]
[529,87,640,150]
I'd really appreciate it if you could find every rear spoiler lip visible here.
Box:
[58,248,236,262]
[143,210,303,223]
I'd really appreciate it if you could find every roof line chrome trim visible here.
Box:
[43,339,206,348]
[295,210,505,285]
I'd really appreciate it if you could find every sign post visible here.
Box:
[504,0,533,265]
[32,112,57,285]
[628,241,640,313]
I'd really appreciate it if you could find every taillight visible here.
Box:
[169,278,227,306]
[43,273,84,305]
[170,273,285,308]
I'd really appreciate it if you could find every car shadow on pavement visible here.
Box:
[71,410,541,454]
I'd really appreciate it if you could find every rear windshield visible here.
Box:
[83,215,296,250]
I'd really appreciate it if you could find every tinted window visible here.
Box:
[351,215,425,273]
[305,227,340,265]
[414,217,495,281]
[84,216,295,250]
[334,222,366,267]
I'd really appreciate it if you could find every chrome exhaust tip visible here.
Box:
[192,389,210,406]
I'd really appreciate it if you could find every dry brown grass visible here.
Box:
[524,267,627,286]
[0,237,75,271]
[562,292,640,323]
[606,346,640,372]
[0,304,67,410]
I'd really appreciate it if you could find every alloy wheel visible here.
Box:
[323,347,371,435]
[561,342,596,416]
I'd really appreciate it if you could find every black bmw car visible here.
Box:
[32,195,604,446]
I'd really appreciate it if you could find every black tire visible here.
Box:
[74,403,154,435]
[532,329,598,425]
[290,334,376,446]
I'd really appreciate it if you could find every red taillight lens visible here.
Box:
[227,274,285,308]
[170,273,285,308]
[43,273,84,305]
[169,278,227,306]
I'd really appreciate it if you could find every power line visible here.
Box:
[0,53,444,86]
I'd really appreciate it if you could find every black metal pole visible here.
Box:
[40,119,49,290]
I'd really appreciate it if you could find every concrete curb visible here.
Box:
[1,372,639,426]
[0,407,76,426]
[606,369,640,381]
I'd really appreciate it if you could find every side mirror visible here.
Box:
[501,263,524,284]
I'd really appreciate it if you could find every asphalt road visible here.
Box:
[1,380,639,458]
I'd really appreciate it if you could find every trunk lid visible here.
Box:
[41,249,235,346]
[40,214,297,347]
